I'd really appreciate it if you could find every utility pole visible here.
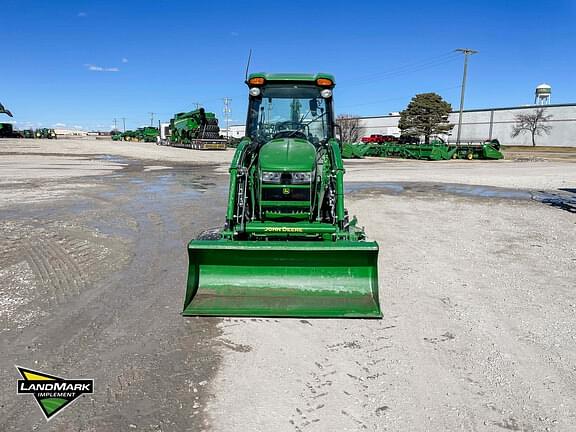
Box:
[113,118,118,131]
[455,48,478,145]
[223,98,232,140]
[121,117,126,132]
[148,112,156,127]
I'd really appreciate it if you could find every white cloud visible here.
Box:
[54,123,66,127]
[85,64,119,72]
[78,12,87,17]
[121,57,129,63]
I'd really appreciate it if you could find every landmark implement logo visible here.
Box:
[16,366,94,420]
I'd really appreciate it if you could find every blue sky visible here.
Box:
[1,0,575,131]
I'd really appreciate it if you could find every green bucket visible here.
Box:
[183,240,381,318]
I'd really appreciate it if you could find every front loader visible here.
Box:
[183,73,381,318]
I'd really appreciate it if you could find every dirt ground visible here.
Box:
[0,138,575,431]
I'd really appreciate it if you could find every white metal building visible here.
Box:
[219,124,246,139]
[357,103,576,146]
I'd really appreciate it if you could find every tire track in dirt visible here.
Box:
[0,219,132,333]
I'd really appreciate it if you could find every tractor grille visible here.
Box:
[262,187,310,201]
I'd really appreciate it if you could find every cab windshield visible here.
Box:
[247,84,333,145]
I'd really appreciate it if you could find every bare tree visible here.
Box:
[511,108,553,147]
[336,114,363,143]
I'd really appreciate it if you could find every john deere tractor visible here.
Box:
[35,128,57,139]
[183,73,381,318]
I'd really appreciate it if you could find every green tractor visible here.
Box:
[21,129,35,139]
[121,130,138,141]
[137,126,159,142]
[183,73,381,318]
[167,108,226,150]
[0,123,15,138]
[35,128,57,139]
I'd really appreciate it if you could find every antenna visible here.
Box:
[244,48,253,81]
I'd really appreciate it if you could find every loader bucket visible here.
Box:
[183,240,381,318]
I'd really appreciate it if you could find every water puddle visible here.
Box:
[347,182,576,213]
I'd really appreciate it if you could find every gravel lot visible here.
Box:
[0,138,574,431]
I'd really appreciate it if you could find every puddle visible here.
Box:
[347,182,405,194]
[96,154,130,165]
[347,181,576,213]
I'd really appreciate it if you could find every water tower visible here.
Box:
[534,83,551,105]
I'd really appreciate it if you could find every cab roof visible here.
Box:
[246,72,335,86]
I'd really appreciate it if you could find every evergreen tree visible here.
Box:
[399,93,453,143]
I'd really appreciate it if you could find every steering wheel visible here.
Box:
[272,121,307,139]
[272,130,307,139]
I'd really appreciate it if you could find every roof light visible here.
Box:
[316,78,333,87]
[248,77,265,86]
[249,87,261,96]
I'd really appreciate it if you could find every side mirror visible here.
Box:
[309,99,318,117]
[334,124,342,142]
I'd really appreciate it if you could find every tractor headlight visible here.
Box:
[249,87,261,97]
[291,172,312,184]
[320,89,332,98]
[262,171,281,183]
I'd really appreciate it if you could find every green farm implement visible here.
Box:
[183,73,381,318]
[164,108,227,150]
[342,139,503,161]
[450,139,503,160]
[0,102,13,118]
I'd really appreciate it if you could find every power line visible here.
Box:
[339,52,461,86]
[350,57,461,87]
[337,85,462,110]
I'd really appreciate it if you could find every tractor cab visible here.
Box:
[245,73,336,222]
[246,73,335,147]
